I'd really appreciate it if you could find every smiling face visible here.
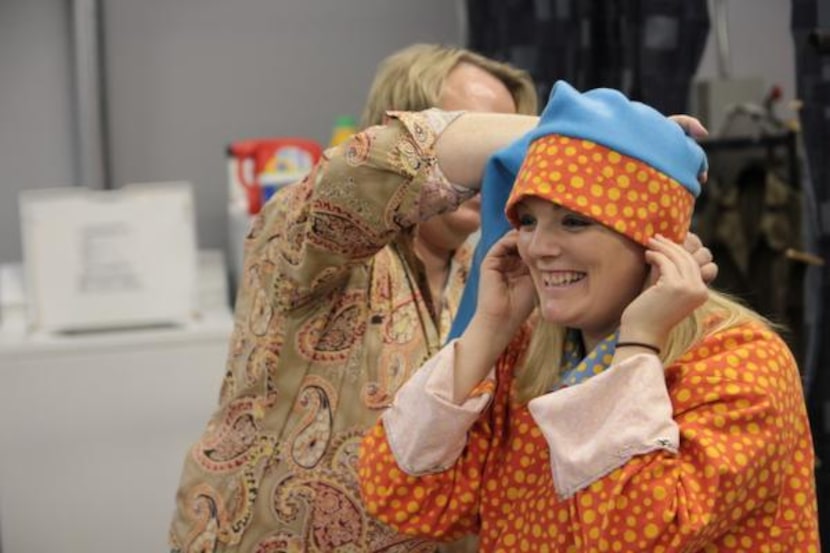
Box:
[515,197,649,346]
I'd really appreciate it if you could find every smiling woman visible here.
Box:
[358,80,820,552]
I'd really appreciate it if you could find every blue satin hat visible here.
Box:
[448,80,707,340]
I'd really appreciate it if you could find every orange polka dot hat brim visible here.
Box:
[505,135,695,246]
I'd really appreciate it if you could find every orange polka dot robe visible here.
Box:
[359,321,820,552]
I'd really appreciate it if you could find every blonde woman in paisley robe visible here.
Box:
[168,44,538,553]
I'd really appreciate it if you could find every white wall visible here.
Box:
[695,0,797,122]
[101,0,464,257]
[0,0,75,264]
[0,0,463,266]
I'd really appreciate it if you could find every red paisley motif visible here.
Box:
[309,201,384,258]
[295,292,367,364]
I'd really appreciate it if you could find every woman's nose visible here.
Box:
[527,226,562,258]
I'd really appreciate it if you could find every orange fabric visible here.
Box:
[359,321,820,552]
[505,135,695,246]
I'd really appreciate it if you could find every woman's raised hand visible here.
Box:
[619,235,709,350]
[474,230,536,334]
[453,231,536,403]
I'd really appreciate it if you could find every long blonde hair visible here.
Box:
[360,43,538,128]
[514,290,774,404]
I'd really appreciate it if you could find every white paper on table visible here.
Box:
[18,181,198,333]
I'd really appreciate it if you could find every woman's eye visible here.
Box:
[562,214,592,228]
[517,213,536,227]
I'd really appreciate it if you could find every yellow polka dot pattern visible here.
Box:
[505,135,696,246]
[358,322,820,551]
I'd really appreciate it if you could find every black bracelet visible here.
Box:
[616,341,661,355]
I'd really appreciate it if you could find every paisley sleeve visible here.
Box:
[247,109,466,313]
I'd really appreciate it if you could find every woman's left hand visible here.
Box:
[474,230,536,334]
[618,235,709,348]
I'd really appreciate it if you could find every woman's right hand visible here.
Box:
[452,231,536,404]
[474,230,536,334]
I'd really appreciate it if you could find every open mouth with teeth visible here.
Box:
[542,271,586,287]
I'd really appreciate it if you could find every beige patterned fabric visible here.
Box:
[169,110,475,552]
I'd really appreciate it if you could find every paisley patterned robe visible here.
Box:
[169,110,473,552]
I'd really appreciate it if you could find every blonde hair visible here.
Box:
[514,290,774,404]
[360,43,538,128]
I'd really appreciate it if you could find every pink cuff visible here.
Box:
[381,341,494,475]
[528,353,678,498]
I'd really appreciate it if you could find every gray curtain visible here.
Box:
[792,0,830,546]
[465,0,709,115]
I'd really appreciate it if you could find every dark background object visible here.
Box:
[465,0,709,114]
[792,0,828,548]
[695,132,806,368]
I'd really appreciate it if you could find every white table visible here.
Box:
[0,258,233,553]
